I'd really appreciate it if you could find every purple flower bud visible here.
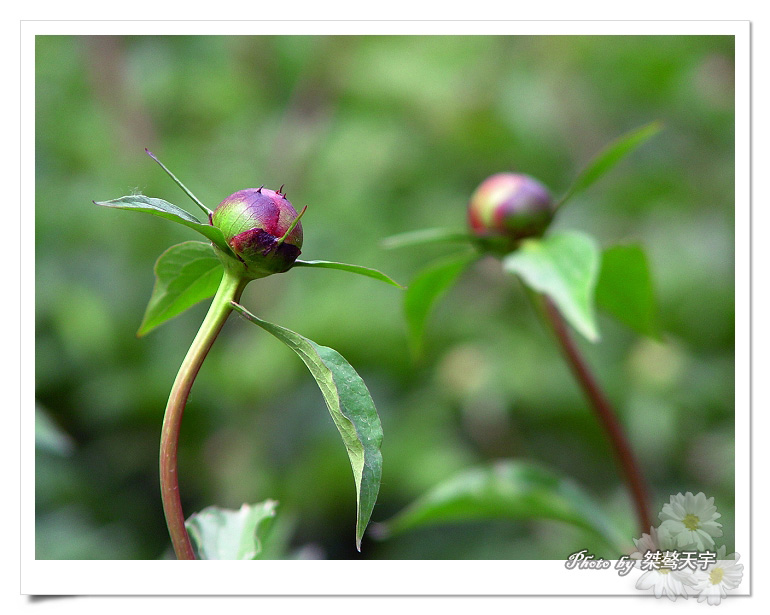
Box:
[212,187,304,278]
[468,173,554,244]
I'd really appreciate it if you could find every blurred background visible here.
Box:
[35,35,735,559]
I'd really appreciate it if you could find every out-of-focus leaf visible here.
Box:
[294,259,404,288]
[35,403,74,456]
[557,121,662,209]
[185,500,278,560]
[94,195,234,256]
[374,460,625,553]
[230,302,383,551]
[596,244,661,339]
[504,231,601,342]
[382,227,476,250]
[405,251,478,356]
[137,241,223,336]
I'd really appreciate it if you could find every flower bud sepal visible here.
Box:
[471,233,528,258]
[212,240,294,282]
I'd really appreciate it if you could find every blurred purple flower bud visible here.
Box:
[468,173,554,244]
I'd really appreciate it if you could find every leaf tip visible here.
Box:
[581,321,601,343]
[136,319,154,337]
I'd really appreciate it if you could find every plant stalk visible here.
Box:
[159,268,248,559]
[539,295,652,534]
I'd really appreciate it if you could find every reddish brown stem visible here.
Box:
[541,296,652,534]
[160,270,247,559]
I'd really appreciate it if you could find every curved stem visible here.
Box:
[538,295,652,534]
[159,269,248,559]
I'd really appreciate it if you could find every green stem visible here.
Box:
[159,268,248,559]
[534,293,652,534]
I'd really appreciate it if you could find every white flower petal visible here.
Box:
[700,521,723,536]
[636,571,658,590]
[695,529,717,546]
[659,519,684,537]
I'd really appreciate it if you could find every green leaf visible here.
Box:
[185,500,278,560]
[294,260,404,288]
[230,302,383,551]
[374,460,626,553]
[94,195,235,256]
[557,121,662,209]
[381,227,476,250]
[596,244,660,339]
[504,231,601,342]
[137,241,224,336]
[405,251,478,357]
[35,403,74,456]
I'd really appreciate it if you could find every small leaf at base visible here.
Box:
[185,500,278,560]
[138,241,224,336]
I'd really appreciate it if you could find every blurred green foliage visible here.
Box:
[35,35,735,559]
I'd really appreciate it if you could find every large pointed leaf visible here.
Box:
[557,121,662,209]
[374,460,625,553]
[405,251,478,356]
[381,227,476,250]
[596,243,660,339]
[504,231,601,342]
[185,500,278,560]
[94,195,234,256]
[230,302,383,551]
[138,241,224,336]
[293,260,403,288]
